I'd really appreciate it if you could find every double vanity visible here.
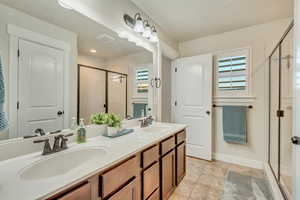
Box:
[0,123,187,200]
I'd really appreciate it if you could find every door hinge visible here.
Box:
[175,67,177,72]
[17,101,20,110]
[277,110,284,117]
[17,49,20,58]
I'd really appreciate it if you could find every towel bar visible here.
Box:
[213,104,253,109]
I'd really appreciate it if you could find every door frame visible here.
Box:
[7,24,71,138]
[77,64,128,121]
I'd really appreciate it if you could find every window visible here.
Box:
[136,69,149,93]
[215,48,251,97]
[132,65,152,99]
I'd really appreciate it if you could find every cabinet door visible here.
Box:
[58,183,91,200]
[161,150,176,200]
[176,143,186,185]
[108,179,137,200]
[143,162,159,199]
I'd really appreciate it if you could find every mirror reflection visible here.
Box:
[0,0,153,141]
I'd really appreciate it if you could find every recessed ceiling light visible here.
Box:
[90,49,97,53]
[57,0,73,10]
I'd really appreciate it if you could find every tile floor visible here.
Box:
[170,157,266,200]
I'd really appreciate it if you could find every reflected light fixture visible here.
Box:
[133,13,144,33]
[57,0,73,10]
[90,49,97,53]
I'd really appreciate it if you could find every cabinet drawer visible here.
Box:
[143,162,159,200]
[108,179,137,200]
[176,130,186,145]
[147,189,160,200]
[101,156,138,198]
[58,183,91,200]
[142,145,159,168]
[160,136,175,155]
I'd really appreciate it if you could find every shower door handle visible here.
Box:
[291,136,300,145]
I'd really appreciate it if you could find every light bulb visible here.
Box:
[134,13,144,33]
[143,21,152,39]
[57,0,73,10]
[150,26,159,42]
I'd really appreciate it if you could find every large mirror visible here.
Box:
[0,0,154,141]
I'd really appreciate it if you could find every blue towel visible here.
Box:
[222,106,247,144]
[0,57,8,131]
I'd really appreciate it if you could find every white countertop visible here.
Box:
[0,122,187,200]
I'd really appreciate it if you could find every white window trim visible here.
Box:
[214,47,254,102]
[7,24,71,139]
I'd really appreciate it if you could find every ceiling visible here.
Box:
[0,0,144,59]
[132,0,293,42]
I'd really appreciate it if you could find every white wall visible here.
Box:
[161,56,172,122]
[0,4,78,140]
[179,18,293,164]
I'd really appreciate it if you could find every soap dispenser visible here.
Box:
[77,118,86,144]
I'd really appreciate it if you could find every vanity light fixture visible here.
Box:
[90,49,97,53]
[133,13,144,33]
[57,0,73,10]
[142,21,152,39]
[123,13,159,43]
[150,26,158,42]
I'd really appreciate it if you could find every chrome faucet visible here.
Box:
[139,116,154,128]
[34,133,74,155]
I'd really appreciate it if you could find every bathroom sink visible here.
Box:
[20,148,107,180]
[140,125,171,133]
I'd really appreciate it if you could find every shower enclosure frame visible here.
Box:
[77,64,128,122]
[268,21,294,200]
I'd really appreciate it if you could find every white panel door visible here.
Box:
[79,67,106,123]
[172,54,212,160]
[18,39,64,137]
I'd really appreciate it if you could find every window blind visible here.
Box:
[136,69,149,93]
[218,55,247,91]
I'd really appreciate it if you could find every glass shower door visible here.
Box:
[79,67,106,124]
[269,47,280,180]
[280,30,294,199]
[107,72,127,118]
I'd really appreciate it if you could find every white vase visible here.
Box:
[107,126,119,137]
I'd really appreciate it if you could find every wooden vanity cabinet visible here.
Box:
[161,150,176,200]
[49,129,186,200]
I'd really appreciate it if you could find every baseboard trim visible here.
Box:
[213,153,264,169]
[264,163,285,200]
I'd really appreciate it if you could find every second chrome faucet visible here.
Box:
[34,133,74,155]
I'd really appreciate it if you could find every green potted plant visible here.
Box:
[91,113,122,136]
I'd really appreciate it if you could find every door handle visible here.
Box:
[150,78,155,88]
[291,136,300,145]
[155,78,162,88]
[57,111,64,116]
[206,111,211,115]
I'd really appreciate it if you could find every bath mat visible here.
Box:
[222,171,274,200]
